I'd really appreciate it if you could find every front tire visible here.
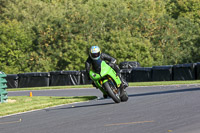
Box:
[103,81,121,103]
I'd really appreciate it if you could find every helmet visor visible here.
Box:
[91,52,100,58]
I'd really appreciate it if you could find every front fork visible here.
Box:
[96,77,121,96]
[102,79,120,96]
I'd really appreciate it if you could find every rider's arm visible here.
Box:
[85,57,92,75]
[101,53,116,64]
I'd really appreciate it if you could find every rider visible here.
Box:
[85,46,128,98]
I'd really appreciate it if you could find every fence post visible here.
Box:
[0,71,8,103]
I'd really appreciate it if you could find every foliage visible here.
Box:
[0,19,32,73]
[0,0,200,74]
[166,0,200,22]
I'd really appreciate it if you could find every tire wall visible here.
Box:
[5,62,200,88]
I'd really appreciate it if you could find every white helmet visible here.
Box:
[89,46,101,60]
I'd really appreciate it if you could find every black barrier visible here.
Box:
[173,63,196,80]
[152,66,173,81]
[6,74,18,88]
[120,69,133,82]
[80,70,92,85]
[131,67,152,82]
[119,61,140,69]
[196,62,200,79]
[50,71,81,86]
[4,62,200,88]
[18,72,50,88]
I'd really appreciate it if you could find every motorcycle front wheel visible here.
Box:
[103,80,121,103]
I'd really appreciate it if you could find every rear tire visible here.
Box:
[120,90,128,102]
[103,81,121,103]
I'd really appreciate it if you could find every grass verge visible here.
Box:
[7,80,200,92]
[0,96,97,117]
[7,85,93,91]
[129,80,200,86]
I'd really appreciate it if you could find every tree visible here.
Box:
[0,20,32,73]
[166,0,200,23]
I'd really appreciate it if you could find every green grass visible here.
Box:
[7,85,93,91]
[129,80,200,86]
[7,80,200,92]
[0,96,97,117]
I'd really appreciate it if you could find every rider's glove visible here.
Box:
[111,59,116,64]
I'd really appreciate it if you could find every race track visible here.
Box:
[1,84,200,133]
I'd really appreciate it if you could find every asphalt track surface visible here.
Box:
[1,84,200,133]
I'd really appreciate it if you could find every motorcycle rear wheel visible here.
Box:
[103,81,121,103]
[120,90,129,102]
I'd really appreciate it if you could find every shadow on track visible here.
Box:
[128,87,200,98]
[44,102,114,112]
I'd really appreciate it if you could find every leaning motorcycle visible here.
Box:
[89,60,128,103]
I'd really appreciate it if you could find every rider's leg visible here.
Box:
[111,63,129,88]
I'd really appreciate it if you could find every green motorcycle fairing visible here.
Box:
[89,61,122,95]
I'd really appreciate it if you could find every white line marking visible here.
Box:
[0,119,22,125]
[105,120,155,126]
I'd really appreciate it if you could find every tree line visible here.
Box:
[0,0,200,74]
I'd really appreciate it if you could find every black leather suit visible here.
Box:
[85,53,120,76]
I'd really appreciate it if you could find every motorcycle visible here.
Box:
[89,60,128,103]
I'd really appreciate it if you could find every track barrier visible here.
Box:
[0,71,8,103]
[4,62,200,88]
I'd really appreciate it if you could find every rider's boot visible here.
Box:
[92,82,98,89]
[119,84,125,97]
[112,63,128,88]
[116,73,128,97]
[103,94,108,99]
